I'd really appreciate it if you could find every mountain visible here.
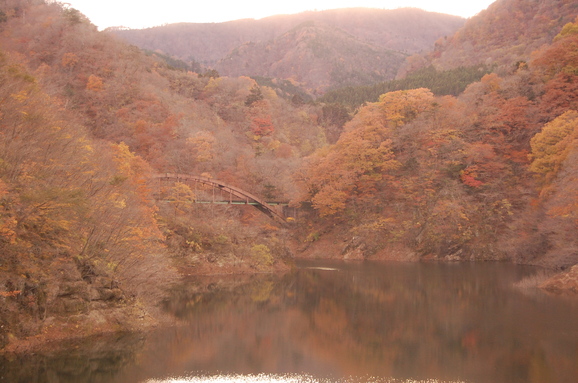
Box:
[110,8,465,92]
[2,0,578,353]
[420,0,578,71]
[214,21,407,92]
[0,0,322,350]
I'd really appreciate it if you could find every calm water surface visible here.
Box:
[2,260,578,383]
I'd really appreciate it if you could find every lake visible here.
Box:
[2,260,578,383]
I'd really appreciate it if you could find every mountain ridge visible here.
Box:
[112,7,465,61]
[214,21,408,92]
[111,8,465,91]
[421,0,578,71]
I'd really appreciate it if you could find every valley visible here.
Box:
[0,0,577,357]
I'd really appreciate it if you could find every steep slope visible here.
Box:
[299,25,578,267]
[0,0,323,351]
[111,8,464,63]
[424,0,578,71]
[297,7,464,54]
[0,33,175,351]
[295,10,578,272]
[214,22,407,92]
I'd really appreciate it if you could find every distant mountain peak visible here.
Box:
[111,8,465,92]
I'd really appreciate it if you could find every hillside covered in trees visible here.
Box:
[1,0,578,353]
[0,0,326,351]
[112,8,465,93]
[402,0,578,74]
[296,15,578,271]
[319,64,495,107]
[213,21,407,93]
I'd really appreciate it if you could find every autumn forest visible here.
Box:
[1,0,578,352]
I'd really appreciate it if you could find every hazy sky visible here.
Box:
[64,0,496,30]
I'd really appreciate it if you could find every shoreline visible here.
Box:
[2,258,576,356]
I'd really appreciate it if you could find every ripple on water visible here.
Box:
[146,374,467,383]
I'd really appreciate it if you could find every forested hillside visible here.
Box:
[1,0,578,353]
[0,0,326,351]
[214,21,407,93]
[112,8,465,92]
[405,0,578,73]
[322,0,578,107]
[296,15,578,272]
[320,64,494,107]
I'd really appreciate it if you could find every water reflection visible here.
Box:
[0,332,145,383]
[147,373,465,382]
[2,261,578,383]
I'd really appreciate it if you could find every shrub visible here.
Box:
[250,244,273,268]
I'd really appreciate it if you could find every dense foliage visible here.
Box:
[0,46,174,348]
[422,0,578,72]
[0,0,323,349]
[1,0,578,351]
[320,65,494,107]
[298,18,578,267]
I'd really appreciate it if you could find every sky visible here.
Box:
[64,0,497,30]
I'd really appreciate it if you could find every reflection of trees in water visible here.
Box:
[161,273,291,320]
[293,263,578,382]
[5,264,578,383]
[154,262,578,383]
[0,333,145,383]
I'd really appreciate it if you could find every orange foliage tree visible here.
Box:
[530,110,578,191]
[298,89,436,217]
[0,49,173,321]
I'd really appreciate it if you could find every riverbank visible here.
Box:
[0,255,292,356]
[295,227,578,294]
[0,300,167,355]
[3,249,576,357]
[5,260,578,383]
[540,265,578,293]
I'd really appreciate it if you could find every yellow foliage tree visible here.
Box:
[378,88,435,127]
[530,110,578,187]
[86,74,104,91]
[530,111,578,227]
[167,182,195,217]
[555,16,578,41]
[61,52,79,68]
[186,131,216,163]
[250,244,273,269]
